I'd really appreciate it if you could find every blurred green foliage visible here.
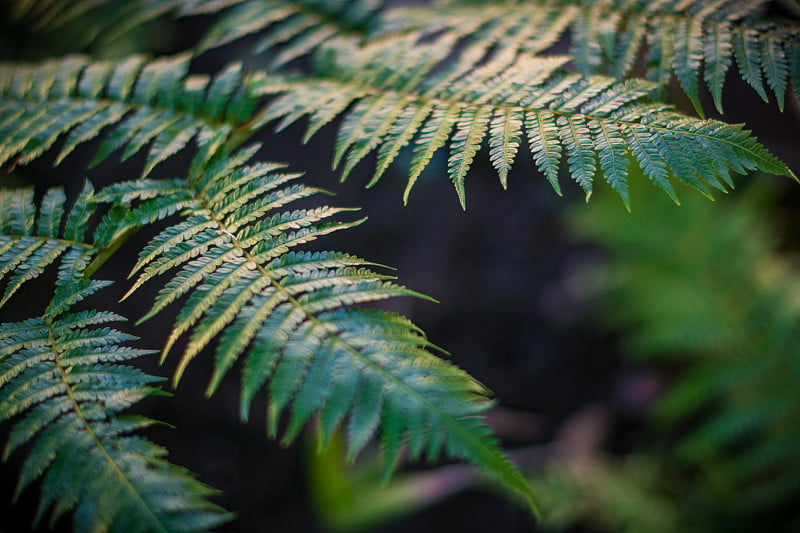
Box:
[550,175,800,532]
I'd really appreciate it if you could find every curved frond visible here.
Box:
[387,0,800,113]
[0,55,259,175]
[181,0,384,65]
[102,149,539,515]
[249,37,794,206]
[0,281,230,531]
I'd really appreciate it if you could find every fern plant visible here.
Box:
[0,0,798,531]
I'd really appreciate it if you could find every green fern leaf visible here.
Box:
[406,103,459,202]
[645,14,677,89]
[526,110,563,195]
[62,183,95,244]
[609,14,646,78]
[106,148,539,515]
[571,6,604,76]
[788,36,800,101]
[558,115,596,197]
[181,0,382,64]
[0,180,143,303]
[621,122,676,202]
[590,120,630,207]
[0,55,259,176]
[35,189,66,238]
[334,94,408,181]
[391,0,800,114]
[381,2,575,57]
[368,101,433,188]
[250,38,794,204]
[0,282,229,531]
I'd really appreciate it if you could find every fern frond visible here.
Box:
[388,0,800,113]
[0,184,136,307]
[0,55,259,175]
[181,0,383,66]
[0,281,230,531]
[103,149,539,515]
[249,37,794,206]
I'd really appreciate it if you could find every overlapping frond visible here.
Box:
[249,37,794,208]
[7,0,383,66]
[6,0,177,48]
[99,148,538,514]
[0,281,229,532]
[0,184,135,309]
[571,180,800,514]
[389,0,800,114]
[180,0,383,65]
[0,54,259,175]
[10,1,799,116]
